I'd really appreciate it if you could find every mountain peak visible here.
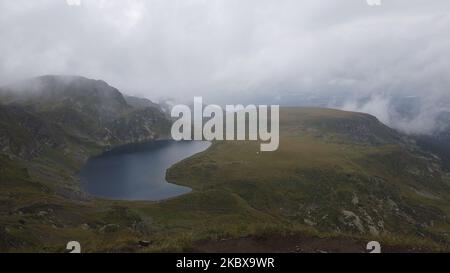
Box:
[0,75,130,116]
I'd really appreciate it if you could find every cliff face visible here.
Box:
[0,75,171,159]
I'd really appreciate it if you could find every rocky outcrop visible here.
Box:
[0,75,171,159]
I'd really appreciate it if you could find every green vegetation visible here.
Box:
[1,77,449,252]
[1,107,449,252]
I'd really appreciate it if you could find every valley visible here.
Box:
[1,76,450,253]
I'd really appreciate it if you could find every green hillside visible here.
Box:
[168,108,450,248]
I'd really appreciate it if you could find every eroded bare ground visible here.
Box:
[192,234,435,253]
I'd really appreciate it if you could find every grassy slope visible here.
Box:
[166,108,450,249]
[1,108,450,252]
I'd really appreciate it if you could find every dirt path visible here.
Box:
[192,234,434,253]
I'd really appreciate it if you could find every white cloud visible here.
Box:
[0,0,449,134]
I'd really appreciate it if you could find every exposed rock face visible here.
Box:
[109,107,171,143]
[0,75,171,159]
[124,95,162,110]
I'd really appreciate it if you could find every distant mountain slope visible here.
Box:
[0,75,129,118]
[415,111,450,171]
[0,75,171,159]
[124,95,161,110]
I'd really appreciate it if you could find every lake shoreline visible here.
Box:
[78,140,212,202]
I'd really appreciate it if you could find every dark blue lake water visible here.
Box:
[79,140,211,201]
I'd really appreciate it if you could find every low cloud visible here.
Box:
[0,0,449,134]
[341,94,450,135]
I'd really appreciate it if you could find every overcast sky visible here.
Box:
[1,0,450,130]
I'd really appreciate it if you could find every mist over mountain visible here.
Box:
[2,0,450,254]
[1,1,450,137]
[1,75,450,252]
[0,75,171,158]
[339,94,450,135]
[1,76,450,252]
